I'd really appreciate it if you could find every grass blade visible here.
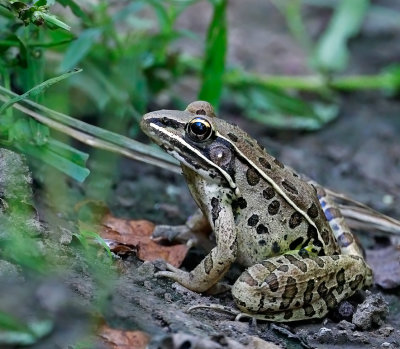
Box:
[0,69,82,114]
[198,0,227,110]
[314,0,370,72]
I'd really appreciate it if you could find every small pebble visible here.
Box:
[164,293,172,302]
[144,280,152,289]
[378,326,394,337]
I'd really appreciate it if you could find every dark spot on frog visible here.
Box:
[304,279,314,305]
[289,236,304,250]
[232,197,247,211]
[350,274,363,290]
[284,310,293,320]
[331,255,340,261]
[268,200,280,215]
[245,139,254,147]
[321,229,330,245]
[325,292,338,309]
[160,144,174,153]
[285,254,307,272]
[338,232,354,247]
[313,239,323,249]
[261,261,276,272]
[336,268,345,294]
[273,158,285,169]
[247,214,259,227]
[258,295,265,311]
[307,225,318,240]
[283,234,288,240]
[159,117,181,129]
[314,257,325,267]
[307,203,319,218]
[264,272,279,292]
[304,304,316,317]
[289,212,303,229]
[211,197,221,224]
[240,271,258,286]
[317,281,328,298]
[292,172,299,177]
[256,224,269,234]
[277,265,288,272]
[258,239,267,246]
[227,132,238,142]
[263,187,275,200]
[282,180,299,195]
[258,157,271,169]
[272,241,281,254]
[350,255,361,261]
[246,167,261,186]
[279,276,298,309]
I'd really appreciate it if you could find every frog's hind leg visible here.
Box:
[231,252,371,322]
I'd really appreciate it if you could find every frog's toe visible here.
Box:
[152,225,185,241]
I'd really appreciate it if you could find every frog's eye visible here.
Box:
[186,117,213,142]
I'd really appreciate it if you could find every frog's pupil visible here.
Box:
[191,121,207,135]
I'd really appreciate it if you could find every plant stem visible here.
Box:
[224,70,400,91]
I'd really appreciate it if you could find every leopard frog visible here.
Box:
[140,101,373,322]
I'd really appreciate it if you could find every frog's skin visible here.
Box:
[140,101,373,322]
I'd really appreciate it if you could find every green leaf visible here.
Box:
[56,0,91,23]
[59,28,102,72]
[147,0,171,34]
[0,69,82,114]
[314,0,370,72]
[41,12,71,31]
[17,142,90,182]
[235,86,339,131]
[198,0,227,110]
[34,0,47,7]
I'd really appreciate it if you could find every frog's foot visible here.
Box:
[152,225,198,247]
[155,262,194,287]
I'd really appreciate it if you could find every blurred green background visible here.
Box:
[1,0,400,182]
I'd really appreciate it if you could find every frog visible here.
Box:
[140,101,373,322]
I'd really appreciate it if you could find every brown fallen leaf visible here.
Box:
[101,214,189,267]
[99,324,150,349]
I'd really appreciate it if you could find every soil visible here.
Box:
[1,0,400,348]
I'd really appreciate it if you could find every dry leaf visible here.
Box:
[99,324,150,349]
[101,214,189,267]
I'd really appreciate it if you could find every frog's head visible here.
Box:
[141,101,239,193]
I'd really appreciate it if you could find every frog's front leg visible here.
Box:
[152,209,213,249]
[232,252,372,322]
[156,197,237,292]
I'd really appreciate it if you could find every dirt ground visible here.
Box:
[2,0,400,348]
[107,1,400,347]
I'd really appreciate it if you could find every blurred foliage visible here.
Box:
[1,0,400,177]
